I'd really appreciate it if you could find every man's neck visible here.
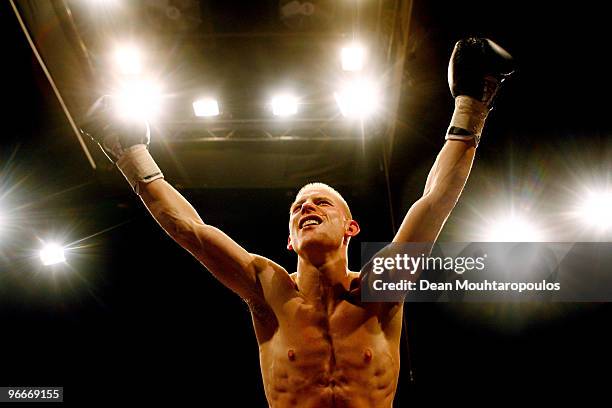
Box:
[296,250,350,301]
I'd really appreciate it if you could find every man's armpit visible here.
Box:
[247,297,279,344]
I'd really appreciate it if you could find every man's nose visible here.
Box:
[300,201,317,213]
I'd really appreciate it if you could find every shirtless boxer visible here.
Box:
[83,38,513,407]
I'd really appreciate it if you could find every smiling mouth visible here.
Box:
[299,216,323,229]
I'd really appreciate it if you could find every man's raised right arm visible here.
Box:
[79,101,265,303]
[138,179,264,302]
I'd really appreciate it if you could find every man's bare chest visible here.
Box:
[269,298,391,364]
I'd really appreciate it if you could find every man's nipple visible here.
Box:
[364,348,373,363]
[288,349,296,361]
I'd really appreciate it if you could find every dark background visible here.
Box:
[1,0,611,404]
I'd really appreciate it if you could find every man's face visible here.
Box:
[288,188,354,254]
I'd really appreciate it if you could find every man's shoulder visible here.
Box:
[252,254,289,274]
[252,255,297,293]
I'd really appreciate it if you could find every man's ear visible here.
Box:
[287,236,294,251]
[345,220,361,238]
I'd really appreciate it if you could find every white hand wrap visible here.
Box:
[445,95,490,146]
[115,144,164,195]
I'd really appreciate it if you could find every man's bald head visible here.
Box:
[294,182,352,220]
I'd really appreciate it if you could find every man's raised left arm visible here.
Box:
[393,139,475,243]
[393,37,514,245]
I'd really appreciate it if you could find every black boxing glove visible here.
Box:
[80,96,163,194]
[446,37,514,146]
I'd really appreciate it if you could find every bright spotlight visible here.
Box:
[193,98,220,117]
[271,94,298,117]
[341,44,365,71]
[485,215,544,242]
[578,191,612,230]
[334,78,380,118]
[39,244,66,266]
[114,78,162,121]
[114,45,142,75]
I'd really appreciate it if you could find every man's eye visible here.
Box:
[319,200,331,205]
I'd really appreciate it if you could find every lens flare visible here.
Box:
[114,78,162,121]
[341,43,365,71]
[334,78,380,118]
[114,45,142,75]
[193,98,220,117]
[39,243,66,266]
[578,191,612,230]
[271,94,298,117]
[485,215,544,242]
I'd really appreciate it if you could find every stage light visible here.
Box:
[271,94,298,117]
[39,244,66,266]
[578,190,612,230]
[193,98,220,117]
[114,78,162,121]
[485,215,544,242]
[341,43,365,71]
[334,78,380,118]
[114,45,142,75]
